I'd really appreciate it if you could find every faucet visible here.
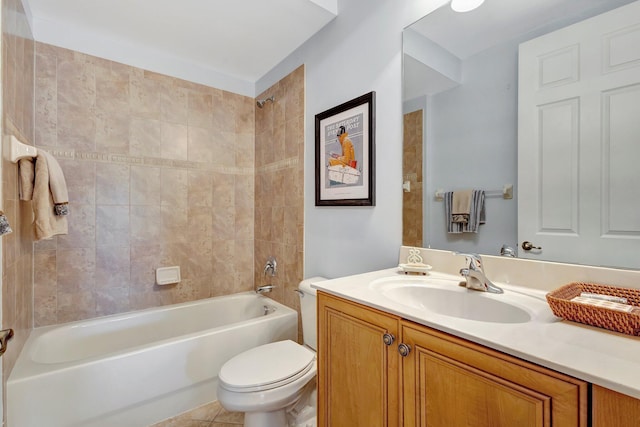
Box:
[264,256,277,277]
[500,244,516,257]
[256,285,275,294]
[454,252,503,294]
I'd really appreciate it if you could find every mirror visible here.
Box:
[402,0,639,269]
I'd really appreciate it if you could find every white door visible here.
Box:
[518,1,640,268]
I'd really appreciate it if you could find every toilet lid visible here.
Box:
[219,340,315,392]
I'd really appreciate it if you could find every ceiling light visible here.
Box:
[450,0,485,12]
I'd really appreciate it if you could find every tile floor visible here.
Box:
[149,400,244,427]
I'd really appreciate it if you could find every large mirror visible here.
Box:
[402,0,640,269]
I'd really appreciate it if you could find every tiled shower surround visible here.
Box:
[254,67,305,313]
[30,42,305,326]
[2,0,35,383]
[402,109,423,248]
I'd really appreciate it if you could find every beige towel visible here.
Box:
[452,189,472,223]
[19,152,68,240]
[19,158,35,201]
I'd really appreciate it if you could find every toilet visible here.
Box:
[217,277,325,427]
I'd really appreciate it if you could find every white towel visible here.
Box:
[445,189,485,233]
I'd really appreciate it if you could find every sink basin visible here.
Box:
[369,276,532,324]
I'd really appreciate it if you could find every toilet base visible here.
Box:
[244,409,286,427]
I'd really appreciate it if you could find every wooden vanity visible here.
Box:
[318,291,640,427]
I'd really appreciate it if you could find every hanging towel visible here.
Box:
[0,210,12,236]
[451,189,472,224]
[19,157,35,201]
[467,189,486,232]
[445,189,485,234]
[19,152,69,240]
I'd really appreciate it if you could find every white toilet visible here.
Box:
[217,277,325,427]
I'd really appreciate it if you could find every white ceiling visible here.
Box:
[22,0,337,96]
[404,0,636,99]
[409,0,636,60]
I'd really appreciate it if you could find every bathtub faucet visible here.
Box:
[264,257,277,277]
[256,285,275,294]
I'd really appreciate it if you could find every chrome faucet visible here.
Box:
[256,285,275,294]
[500,244,516,257]
[264,256,277,276]
[454,252,503,294]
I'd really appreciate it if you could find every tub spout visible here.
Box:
[256,285,275,294]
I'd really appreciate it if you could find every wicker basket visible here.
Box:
[546,282,640,336]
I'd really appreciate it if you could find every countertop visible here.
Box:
[311,267,640,399]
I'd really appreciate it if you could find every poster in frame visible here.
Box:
[315,91,375,206]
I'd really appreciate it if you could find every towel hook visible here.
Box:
[5,135,37,163]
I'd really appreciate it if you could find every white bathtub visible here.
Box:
[7,292,297,427]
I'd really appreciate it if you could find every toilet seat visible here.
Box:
[219,340,316,393]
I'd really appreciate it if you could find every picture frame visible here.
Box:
[315,91,376,206]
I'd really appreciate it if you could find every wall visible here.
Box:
[257,0,449,279]
[426,40,519,255]
[254,66,305,311]
[1,0,35,395]
[32,43,256,326]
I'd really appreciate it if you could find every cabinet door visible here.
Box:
[318,292,400,427]
[592,385,640,427]
[401,323,588,427]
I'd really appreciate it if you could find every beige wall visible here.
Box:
[402,110,423,248]
[32,43,258,326]
[254,66,305,313]
[2,0,35,399]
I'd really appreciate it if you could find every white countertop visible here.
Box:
[311,267,640,399]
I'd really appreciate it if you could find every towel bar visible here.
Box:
[5,135,37,163]
[435,184,513,201]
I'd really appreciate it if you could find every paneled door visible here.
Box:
[518,1,640,268]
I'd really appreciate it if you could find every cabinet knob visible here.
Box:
[398,343,411,357]
[382,333,395,346]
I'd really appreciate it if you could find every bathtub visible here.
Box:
[7,292,297,427]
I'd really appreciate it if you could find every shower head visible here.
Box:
[256,95,275,108]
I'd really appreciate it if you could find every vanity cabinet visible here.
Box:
[317,291,401,427]
[318,292,591,427]
[592,385,640,426]
[401,323,587,426]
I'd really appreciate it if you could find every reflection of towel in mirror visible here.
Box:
[451,189,472,223]
[445,190,485,233]
[19,151,69,240]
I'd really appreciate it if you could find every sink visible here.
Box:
[369,276,532,324]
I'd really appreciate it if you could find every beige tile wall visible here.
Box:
[33,43,258,326]
[402,110,423,248]
[2,0,35,405]
[254,66,305,314]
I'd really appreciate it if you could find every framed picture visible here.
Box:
[315,91,375,206]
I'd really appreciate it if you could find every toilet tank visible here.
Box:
[298,277,326,351]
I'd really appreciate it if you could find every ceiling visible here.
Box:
[404,0,636,99]
[22,0,337,96]
[409,0,635,59]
